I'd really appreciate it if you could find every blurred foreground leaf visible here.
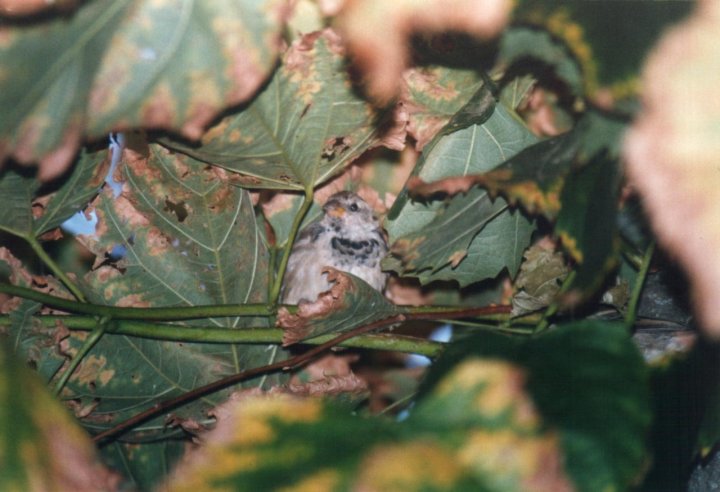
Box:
[163,358,572,491]
[0,0,285,179]
[424,321,651,492]
[513,0,692,102]
[0,340,118,491]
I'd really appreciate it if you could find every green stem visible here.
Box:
[27,236,87,303]
[53,316,110,396]
[0,315,442,357]
[446,319,536,335]
[0,282,272,319]
[268,188,314,305]
[625,241,655,329]
[535,270,576,333]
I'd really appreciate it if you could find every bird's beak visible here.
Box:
[326,206,346,218]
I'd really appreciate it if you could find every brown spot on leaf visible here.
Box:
[116,294,151,308]
[113,194,150,228]
[70,355,115,388]
[140,82,177,130]
[145,227,171,256]
[321,136,351,160]
[277,267,353,345]
[448,250,467,268]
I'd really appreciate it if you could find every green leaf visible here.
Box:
[450,111,627,219]
[67,140,285,432]
[160,30,388,191]
[0,149,109,238]
[556,153,620,305]
[0,248,69,382]
[0,339,117,490]
[0,0,284,168]
[422,321,651,492]
[499,74,536,112]
[0,167,35,238]
[277,269,402,344]
[388,188,533,286]
[386,85,537,286]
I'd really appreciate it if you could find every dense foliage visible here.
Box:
[0,1,717,491]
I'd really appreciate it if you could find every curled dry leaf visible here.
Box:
[624,0,720,335]
[277,267,352,345]
[336,0,512,104]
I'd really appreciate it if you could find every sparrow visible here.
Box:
[281,191,389,304]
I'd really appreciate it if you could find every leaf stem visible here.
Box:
[625,241,655,329]
[0,282,272,319]
[0,315,442,356]
[268,188,314,305]
[27,236,87,303]
[535,270,576,333]
[53,316,110,396]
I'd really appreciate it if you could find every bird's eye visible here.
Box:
[348,203,359,212]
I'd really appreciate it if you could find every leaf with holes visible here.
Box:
[161,29,395,191]
[0,0,285,179]
[68,139,285,437]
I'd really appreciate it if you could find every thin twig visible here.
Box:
[625,241,655,329]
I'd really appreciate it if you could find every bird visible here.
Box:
[281,191,388,304]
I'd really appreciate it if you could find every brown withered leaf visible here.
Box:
[336,0,512,104]
[277,268,353,345]
[277,268,402,345]
[624,0,720,335]
[512,242,569,316]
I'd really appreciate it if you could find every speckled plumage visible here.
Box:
[281,191,388,304]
